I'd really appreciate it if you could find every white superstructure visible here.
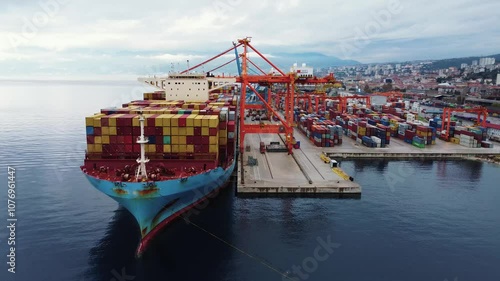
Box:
[138,73,237,101]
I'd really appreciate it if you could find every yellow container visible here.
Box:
[109,127,117,135]
[171,127,179,135]
[171,136,179,145]
[163,127,171,135]
[163,145,171,153]
[163,114,175,127]
[132,116,140,127]
[94,136,102,144]
[147,144,156,153]
[209,145,218,153]
[178,127,187,136]
[179,136,187,145]
[219,129,227,137]
[156,115,167,127]
[85,116,94,127]
[172,145,179,153]
[93,118,102,128]
[202,127,210,136]
[202,116,210,127]
[219,137,227,145]
[194,116,203,127]
[209,116,219,128]
[187,115,197,127]
[95,144,103,153]
[186,127,194,136]
[186,145,194,153]
[209,136,218,144]
[179,145,187,153]
[102,136,110,144]
[171,115,181,127]
[102,127,109,135]
[87,144,94,153]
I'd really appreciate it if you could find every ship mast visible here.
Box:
[136,111,149,180]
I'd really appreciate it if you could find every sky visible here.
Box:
[1,0,499,79]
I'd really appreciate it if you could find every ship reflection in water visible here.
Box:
[86,182,236,281]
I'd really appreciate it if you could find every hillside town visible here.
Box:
[321,57,500,111]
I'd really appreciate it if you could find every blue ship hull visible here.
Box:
[83,160,236,255]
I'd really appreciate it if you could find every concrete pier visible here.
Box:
[236,132,361,197]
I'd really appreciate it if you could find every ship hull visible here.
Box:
[83,160,235,256]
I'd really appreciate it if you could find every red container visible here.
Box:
[133,127,141,136]
[209,128,218,136]
[178,115,188,127]
[101,117,109,127]
[86,136,95,144]
[219,122,227,130]
[147,114,159,127]
[156,144,163,153]
[194,127,202,136]
[117,136,125,144]
[125,145,133,153]
[133,144,140,152]
[201,137,210,145]
[227,121,236,132]
[145,127,155,136]
[155,127,163,136]
[186,136,195,144]
[94,127,102,136]
[123,127,133,136]
[110,136,117,144]
[124,136,133,144]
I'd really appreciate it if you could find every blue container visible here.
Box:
[86,126,94,135]
[148,136,156,144]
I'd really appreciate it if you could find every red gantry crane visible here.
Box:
[440,107,488,141]
[179,38,339,155]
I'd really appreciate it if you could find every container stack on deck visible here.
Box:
[85,93,238,161]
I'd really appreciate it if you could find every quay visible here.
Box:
[236,128,500,197]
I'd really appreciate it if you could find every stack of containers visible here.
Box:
[85,99,238,161]
[361,136,376,147]
[227,106,237,158]
[143,91,166,100]
[416,125,435,145]
[412,136,425,148]
[357,121,367,140]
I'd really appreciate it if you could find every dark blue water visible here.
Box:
[1,80,500,281]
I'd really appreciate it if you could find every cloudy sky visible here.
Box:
[1,0,499,79]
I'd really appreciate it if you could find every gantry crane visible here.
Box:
[177,38,339,155]
[371,91,404,102]
[440,107,488,141]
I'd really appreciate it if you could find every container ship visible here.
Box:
[80,73,239,255]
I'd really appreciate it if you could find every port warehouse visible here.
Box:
[84,91,239,171]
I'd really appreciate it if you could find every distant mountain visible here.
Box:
[425,54,500,70]
[270,52,360,69]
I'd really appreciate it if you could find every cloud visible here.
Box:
[0,0,499,77]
